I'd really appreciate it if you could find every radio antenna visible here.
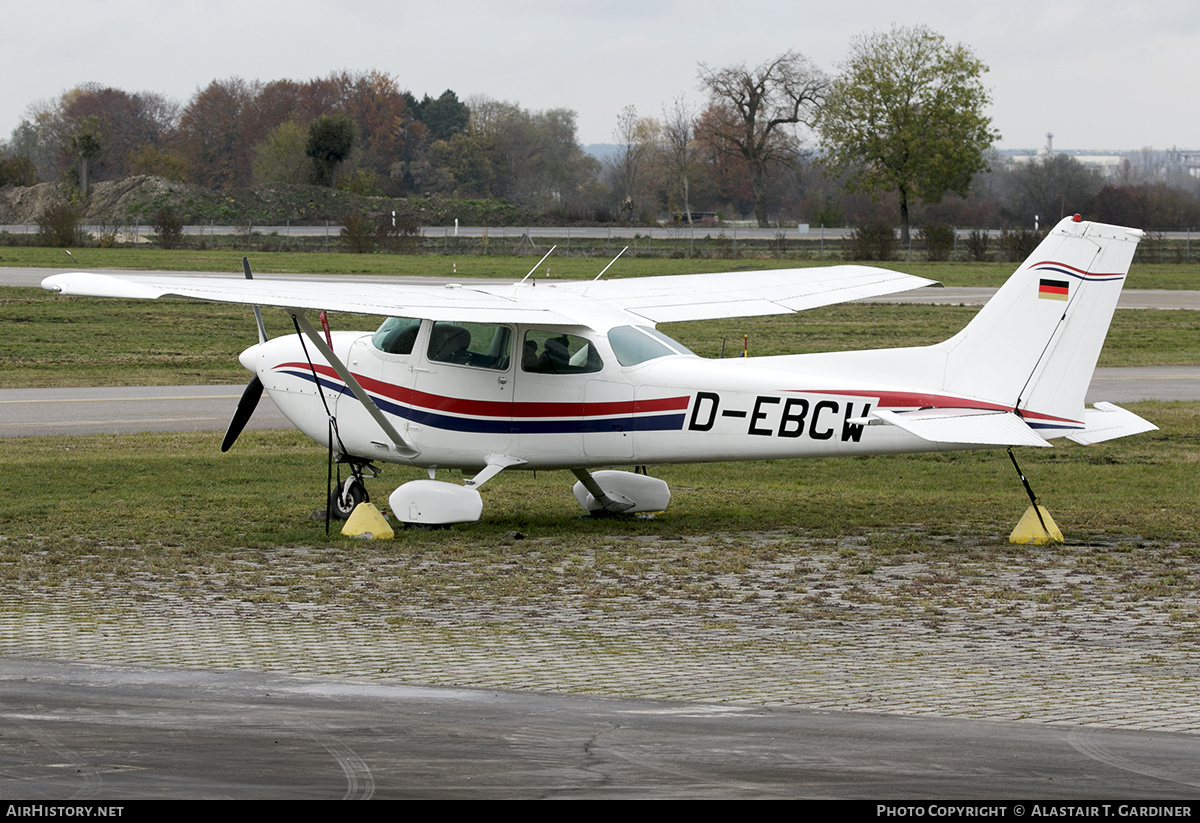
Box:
[581,246,628,295]
[509,246,557,297]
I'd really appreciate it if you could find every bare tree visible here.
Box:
[697,51,827,227]
[610,105,659,221]
[661,96,696,225]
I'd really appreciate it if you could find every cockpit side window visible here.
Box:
[427,321,512,370]
[521,330,603,375]
[372,317,421,355]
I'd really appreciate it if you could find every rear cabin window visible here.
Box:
[521,331,603,375]
[427,321,512,370]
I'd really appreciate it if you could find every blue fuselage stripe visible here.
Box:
[280,369,685,434]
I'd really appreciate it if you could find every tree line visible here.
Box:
[2,27,1197,234]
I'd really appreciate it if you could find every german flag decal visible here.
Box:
[1038,278,1069,301]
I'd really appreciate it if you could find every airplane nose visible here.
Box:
[238,343,261,373]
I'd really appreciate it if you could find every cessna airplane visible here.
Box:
[42,215,1155,526]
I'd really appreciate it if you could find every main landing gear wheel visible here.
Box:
[329,476,368,520]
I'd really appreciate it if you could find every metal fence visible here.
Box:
[2,222,1194,262]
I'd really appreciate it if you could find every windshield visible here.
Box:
[606,325,695,367]
[372,317,421,355]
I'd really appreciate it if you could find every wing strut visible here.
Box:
[242,257,269,344]
[290,309,420,459]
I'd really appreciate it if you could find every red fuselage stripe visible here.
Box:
[275,362,689,418]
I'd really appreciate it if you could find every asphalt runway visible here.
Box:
[3,658,1198,799]
[0,384,290,437]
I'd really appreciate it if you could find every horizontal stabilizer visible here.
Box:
[872,408,1051,448]
[1066,402,1158,445]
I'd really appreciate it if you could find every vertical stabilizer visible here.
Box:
[938,217,1142,432]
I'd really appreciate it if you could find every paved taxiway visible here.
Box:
[3,658,1198,799]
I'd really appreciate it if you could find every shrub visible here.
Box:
[845,220,895,261]
[1138,231,1165,264]
[340,210,420,254]
[1000,228,1044,262]
[341,211,376,253]
[35,199,85,247]
[919,223,955,262]
[151,207,184,249]
[965,229,990,261]
[377,210,420,253]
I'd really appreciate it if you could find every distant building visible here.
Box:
[1000,140,1200,181]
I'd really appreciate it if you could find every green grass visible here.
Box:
[0,400,1193,556]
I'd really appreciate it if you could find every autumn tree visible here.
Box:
[464,97,598,210]
[177,78,257,188]
[693,103,755,217]
[18,84,178,185]
[697,51,826,227]
[817,25,999,243]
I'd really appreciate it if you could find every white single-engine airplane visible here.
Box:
[43,216,1155,526]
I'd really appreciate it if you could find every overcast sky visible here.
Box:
[4,0,1197,153]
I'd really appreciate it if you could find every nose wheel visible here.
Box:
[329,475,368,520]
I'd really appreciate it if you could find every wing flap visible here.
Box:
[572,265,940,323]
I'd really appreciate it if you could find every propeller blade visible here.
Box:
[221,375,263,452]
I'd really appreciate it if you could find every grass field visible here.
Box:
[0,248,1194,558]
[0,402,1194,593]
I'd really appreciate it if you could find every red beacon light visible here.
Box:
[1072,213,1083,222]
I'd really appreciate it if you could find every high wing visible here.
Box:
[41,265,939,329]
[549,265,941,324]
[40,271,562,325]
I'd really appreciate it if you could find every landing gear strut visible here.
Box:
[327,460,379,522]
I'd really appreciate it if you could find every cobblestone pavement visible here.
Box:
[3,531,1198,734]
